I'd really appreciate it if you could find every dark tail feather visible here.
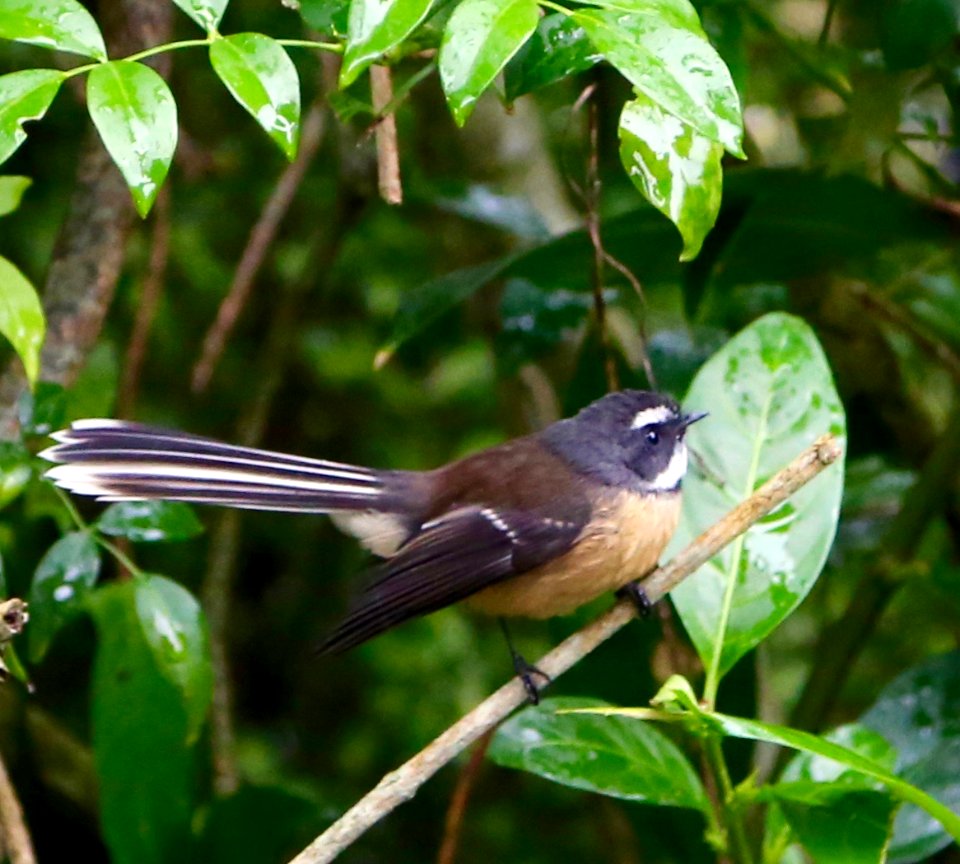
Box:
[42,419,389,513]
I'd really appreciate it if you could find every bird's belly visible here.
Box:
[467,490,681,619]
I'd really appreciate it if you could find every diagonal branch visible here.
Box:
[288,434,843,864]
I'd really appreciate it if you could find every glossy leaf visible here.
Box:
[862,652,960,862]
[778,724,898,793]
[209,33,300,160]
[504,13,601,101]
[0,255,45,384]
[86,61,178,218]
[171,0,228,33]
[0,442,31,510]
[89,581,198,864]
[439,0,540,126]
[299,0,350,37]
[669,313,846,680]
[134,575,213,740]
[0,0,106,60]
[777,792,897,864]
[619,92,722,261]
[489,697,709,810]
[97,501,204,543]
[28,530,101,662]
[0,175,31,217]
[572,0,743,155]
[0,70,63,169]
[341,0,435,87]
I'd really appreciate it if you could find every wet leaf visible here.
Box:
[28,530,101,663]
[299,0,350,36]
[489,697,709,810]
[573,0,743,155]
[0,0,106,60]
[171,0,228,33]
[504,13,601,101]
[341,0,435,87]
[87,61,177,218]
[134,575,212,741]
[439,0,539,126]
[862,652,960,862]
[98,501,204,543]
[618,92,723,260]
[89,581,199,864]
[0,255,45,384]
[209,33,300,160]
[669,313,846,681]
[0,70,63,168]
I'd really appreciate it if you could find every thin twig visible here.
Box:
[287,434,843,864]
[436,728,494,864]
[601,251,656,389]
[118,185,171,417]
[370,66,403,205]
[817,0,840,47]
[191,100,329,394]
[584,99,619,392]
[0,752,35,864]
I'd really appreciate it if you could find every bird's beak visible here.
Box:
[682,411,708,427]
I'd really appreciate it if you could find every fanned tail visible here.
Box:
[41,419,390,513]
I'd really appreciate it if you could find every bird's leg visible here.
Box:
[617,580,654,617]
[499,618,551,705]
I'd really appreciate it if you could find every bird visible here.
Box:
[41,389,704,694]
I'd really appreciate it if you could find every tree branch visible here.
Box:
[288,434,843,864]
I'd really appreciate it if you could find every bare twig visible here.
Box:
[191,101,329,394]
[436,729,494,864]
[370,66,403,205]
[0,751,35,864]
[118,185,171,417]
[288,434,842,864]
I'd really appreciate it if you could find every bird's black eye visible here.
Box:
[645,429,659,445]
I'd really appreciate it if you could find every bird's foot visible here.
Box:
[617,580,654,618]
[511,652,552,705]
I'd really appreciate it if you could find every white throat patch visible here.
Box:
[650,442,688,491]
[631,405,673,429]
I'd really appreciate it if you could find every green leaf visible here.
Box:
[862,652,960,862]
[618,92,723,261]
[0,0,106,60]
[489,697,709,810]
[341,0,436,87]
[777,791,898,864]
[299,0,350,37]
[377,257,517,365]
[669,313,846,683]
[89,581,198,864]
[778,724,898,794]
[881,0,959,71]
[86,61,178,218]
[0,175,31,216]
[171,0,228,33]
[706,712,960,845]
[134,575,213,741]
[209,33,300,160]
[28,530,101,663]
[0,553,7,598]
[0,442,31,510]
[66,341,119,421]
[0,255,45,385]
[97,501,204,543]
[572,0,743,155]
[503,13,600,101]
[17,380,66,437]
[439,0,540,126]
[0,70,63,167]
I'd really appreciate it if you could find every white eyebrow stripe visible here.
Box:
[630,406,673,428]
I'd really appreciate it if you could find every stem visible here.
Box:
[703,394,771,708]
[94,536,145,579]
[538,0,573,13]
[277,39,344,54]
[705,737,754,864]
[124,38,212,63]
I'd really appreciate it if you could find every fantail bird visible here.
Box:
[41,390,705,669]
